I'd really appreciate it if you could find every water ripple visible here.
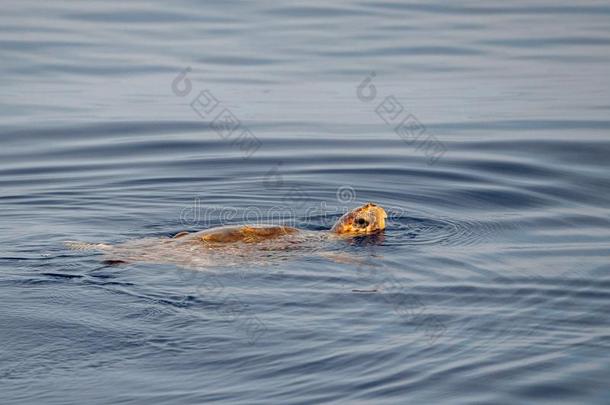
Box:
[2,0,610,403]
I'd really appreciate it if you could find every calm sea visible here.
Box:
[1,1,609,403]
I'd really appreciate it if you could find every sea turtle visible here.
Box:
[67,203,387,268]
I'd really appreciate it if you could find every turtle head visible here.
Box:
[331,203,387,236]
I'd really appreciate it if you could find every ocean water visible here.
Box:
[1,1,610,403]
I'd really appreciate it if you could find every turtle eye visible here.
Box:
[356,218,369,227]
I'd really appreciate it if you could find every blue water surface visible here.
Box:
[1,1,609,404]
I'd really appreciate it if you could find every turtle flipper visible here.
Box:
[66,240,126,264]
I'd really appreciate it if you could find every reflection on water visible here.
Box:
[1,0,610,403]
